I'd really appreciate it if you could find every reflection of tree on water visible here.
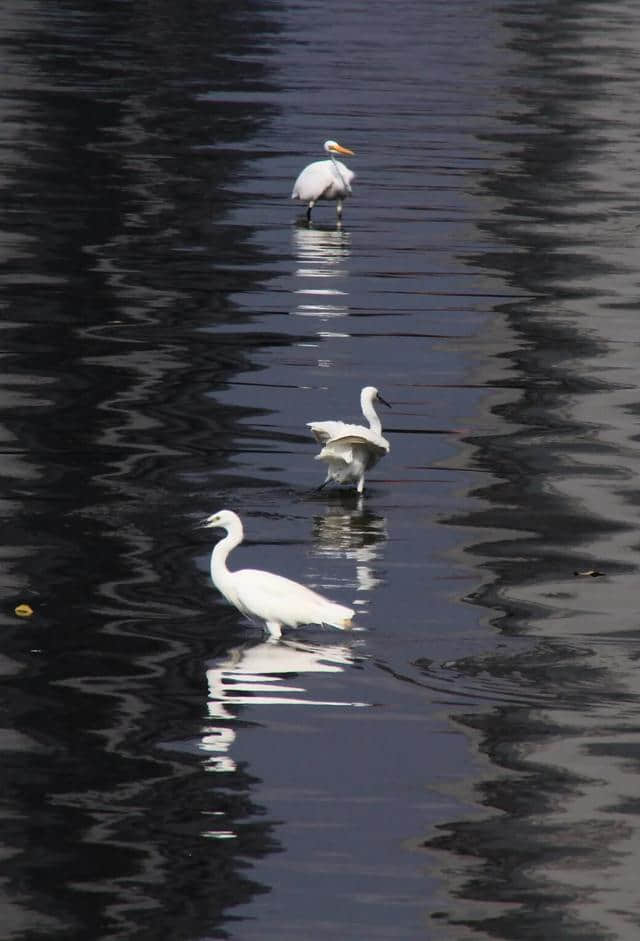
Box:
[312,497,387,598]
[201,638,368,772]
[291,225,351,320]
[422,641,640,939]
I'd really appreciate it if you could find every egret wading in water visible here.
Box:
[203,510,355,640]
[292,140,355,223]
[308,386,391,494]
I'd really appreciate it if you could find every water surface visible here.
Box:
[2,1,640,939]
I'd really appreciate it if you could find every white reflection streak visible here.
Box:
[313,505,388,597]
[291,226,351,320]
[200,639,367,773]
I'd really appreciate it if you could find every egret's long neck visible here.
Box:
[329,153,351,193]
[210,521,243,592]
[362,394,382,435]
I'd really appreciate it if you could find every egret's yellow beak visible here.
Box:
[331,143,355,156]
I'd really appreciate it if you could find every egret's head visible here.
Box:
[362,385,391,409]
[201,509,238,530]
[324,140,355,157]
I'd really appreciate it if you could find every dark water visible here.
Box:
[3,1,640,938]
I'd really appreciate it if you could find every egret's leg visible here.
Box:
[356,474,365,494]
[265,621,282,639]
[315,477,330,492]
[336,199,343,219]
[306,200,315,222]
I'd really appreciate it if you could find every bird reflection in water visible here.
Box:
[312,496,388,602]
[292,225,351,321]
[200,638,368,773]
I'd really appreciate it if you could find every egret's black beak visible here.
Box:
[377,393,392,409]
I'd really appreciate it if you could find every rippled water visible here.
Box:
[3,0,640,939]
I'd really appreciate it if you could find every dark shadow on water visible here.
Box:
[0,1,295,938]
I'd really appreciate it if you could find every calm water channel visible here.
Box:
[2,1,640,939]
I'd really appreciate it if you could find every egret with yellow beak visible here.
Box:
[292,140,356,222]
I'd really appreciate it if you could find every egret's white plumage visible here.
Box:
[203,510,354,639]
[308,386,391,494]
[292,140,355,222]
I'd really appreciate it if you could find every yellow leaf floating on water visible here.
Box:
[14,604,34,618]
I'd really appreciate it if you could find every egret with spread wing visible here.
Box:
[203,510,354,640]
[292,140,355,222]
[308,386,391,494]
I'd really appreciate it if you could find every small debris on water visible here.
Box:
[15,604,34,617]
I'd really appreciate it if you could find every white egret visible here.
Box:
[308,386,391,494]
[203,510,355,639]
[292,140,355,222]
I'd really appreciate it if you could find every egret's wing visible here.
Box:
[308,421,369,442]
[316,430,388,468]
[307,420,349,444]
[323,432,390,455]
[234,569,325,614]
[234,569,353,629]
[316,443,352,466]
[333,160,355,192]
[292,160,336,201]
